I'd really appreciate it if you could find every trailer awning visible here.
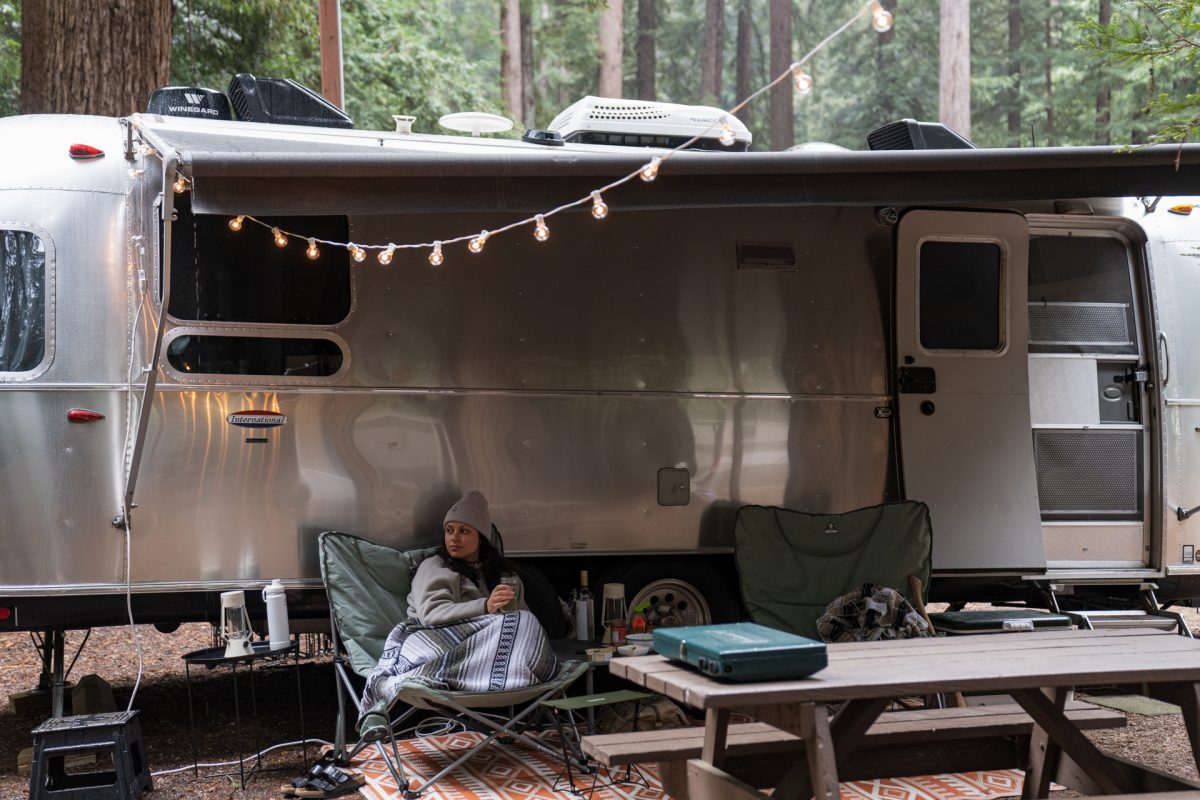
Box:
[135,117,1200,216]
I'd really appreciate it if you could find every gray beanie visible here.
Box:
[444,491,490,537]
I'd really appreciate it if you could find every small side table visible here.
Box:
[182,640,307,789]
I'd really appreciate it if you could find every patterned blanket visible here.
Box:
[360,610,558,717]
[816,583,931,643]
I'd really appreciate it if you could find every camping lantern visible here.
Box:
[220,590,254,658]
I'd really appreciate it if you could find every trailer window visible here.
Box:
[0,230,46,373]
[919,240,1002,351]
[166,194,351,325]
[166,335,343,377]
[1027,235,1136,355]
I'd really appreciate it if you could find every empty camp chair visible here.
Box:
[734,500,933,640]
[319,531,588,798]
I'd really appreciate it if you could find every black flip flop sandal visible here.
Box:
[292,764,364,798]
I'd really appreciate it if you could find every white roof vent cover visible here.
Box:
[548,95,751,150]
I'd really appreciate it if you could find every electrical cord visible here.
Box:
[150,738,335,777]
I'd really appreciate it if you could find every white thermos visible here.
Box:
[263,579,290,650]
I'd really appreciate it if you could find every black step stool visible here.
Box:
[29,711,152,799]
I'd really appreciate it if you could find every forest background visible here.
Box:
[0,0,1194,151]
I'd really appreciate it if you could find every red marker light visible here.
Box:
[0,607,10,621]
[67,408,105,423]
[69,144,104,160]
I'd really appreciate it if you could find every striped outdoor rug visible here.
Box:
[350,731,1043,800]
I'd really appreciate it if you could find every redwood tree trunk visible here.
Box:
[500,0,523,122]
[768,0,792,150]
[1008,0,1021,142]
[1095,0,1111,144]
[1044,0,1056,145]
[701,0,725,105]
[521,4,535,127]
[598,0,624,98]
[21,0,172,116]
[939,0,971,140]
[735,0,752,126]
[636,0,657,100]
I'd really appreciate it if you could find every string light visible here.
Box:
[718,116,737,147]
[173,173,187,193]
[792,64,814,95]
[202,2,890,268]
[590,191,609,220]
[468,230,490,253]
[640,157,662,182]
[869,0,893,33]
[306,238,320,260]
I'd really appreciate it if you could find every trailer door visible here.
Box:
[895,209,1045,572]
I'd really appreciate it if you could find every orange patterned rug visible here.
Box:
[349,731,1042,800]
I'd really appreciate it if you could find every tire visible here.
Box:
[597,559,741,627]
[514,562,570,638]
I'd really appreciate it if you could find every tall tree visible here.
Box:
[636,0,656,100]
[768,0,792,149]
[1044,0,1056,144]
[1094,0,1111,144]
[701,0,725,105]
[939,0,971,139]
[734,0,752,126]
[521,3,535,127]
[21,0,171,115]
[500,0,523,122]
[1007,0,1022,142]
[598,0,622,97]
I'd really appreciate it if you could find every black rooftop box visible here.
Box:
[868,119,975,150]
[227,74,353,129]
[146,86,233,120]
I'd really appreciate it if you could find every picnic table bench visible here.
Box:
[583,700,1126,785]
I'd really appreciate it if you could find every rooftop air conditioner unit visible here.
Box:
[546,96,751,151]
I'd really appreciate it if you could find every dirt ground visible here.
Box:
[2,608,1200,800]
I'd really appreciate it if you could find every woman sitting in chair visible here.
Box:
[358,491,558,740]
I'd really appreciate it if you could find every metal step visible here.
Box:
[1063,610,1181,632]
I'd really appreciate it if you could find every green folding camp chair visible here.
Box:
[733,500,933,640]
[319,530,589,799]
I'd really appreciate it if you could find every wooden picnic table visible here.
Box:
[609,628,1200,800]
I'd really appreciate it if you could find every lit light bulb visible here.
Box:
[378,244,396,265]
[869,1,893,33]
[306,238,320,260]
[534,214,550,242]
[429,241,444,266]
[272,227,288,248]
[718,116,736,147]
[791,64,814,95]
[468,230,489,253]
[350,244,367,263]
[173,173,187,193]
[640,156,662,182]
[228,215,245,232]
[590,191,609,220]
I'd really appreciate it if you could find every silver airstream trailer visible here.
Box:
[2,87,1200,661]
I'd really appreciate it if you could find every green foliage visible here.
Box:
[0,2,17,117]
[1081,0,1200,143]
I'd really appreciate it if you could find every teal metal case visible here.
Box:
[652,622,827,682]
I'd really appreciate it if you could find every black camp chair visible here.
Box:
[319,530,589,798]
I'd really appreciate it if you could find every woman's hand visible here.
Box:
[487,583,516,613]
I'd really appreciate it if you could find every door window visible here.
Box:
[0,229,48,374]
[919,240,1002,351]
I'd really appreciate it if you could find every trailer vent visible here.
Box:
[866,119,976,150]
[548,96,751,151]
[1034,429,1141,519]
[227,73,353,129]
[1028,302,1132,347]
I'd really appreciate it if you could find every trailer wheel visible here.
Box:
[515,562,570,638]
[601,561,740,627]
